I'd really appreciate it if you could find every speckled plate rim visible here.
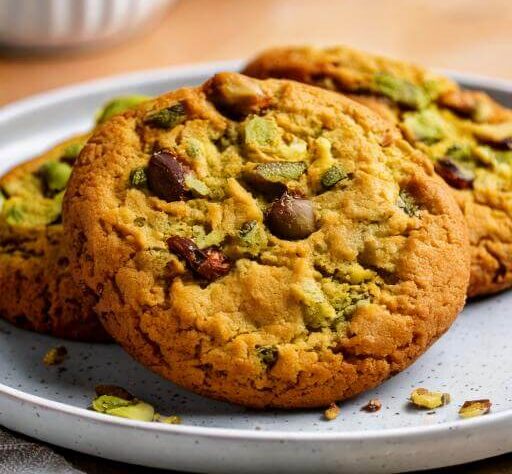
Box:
[0,60,511,473]
[1,381,511,440]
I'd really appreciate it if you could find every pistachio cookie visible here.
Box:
[244,46,512,297]
[0,96,149,340]
[64,73,469,408]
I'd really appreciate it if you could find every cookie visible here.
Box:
[0,95,149,340]
[64,72,469,408]
[244,45,512,297]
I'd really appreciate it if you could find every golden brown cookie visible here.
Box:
[64,72,469,408]
[0,95,149,340]
[244,45,512,297]
[0,135,110,340]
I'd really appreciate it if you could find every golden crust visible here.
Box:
[0,136,110,341]
[64,73,469,408]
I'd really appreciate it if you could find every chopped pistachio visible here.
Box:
[61,142,85,161]
[130,167,148,189]
[108,401,155,422]
[445,143,472,162]
[373,73,430,109]
[5,205,24,225]
[43,346,68,366]
[459,399,491,418]
[184,175,210,197]
[244,116,281,149]
[143,102,187,129]
[397,189,419,217]
[185,138,203,158]
[297,279,337,329]
[154,413,182,424]
[238,220,267,253]
[196,229,225,249]
[410,388,451,409]
[92,395,134,413]
[96,95,150,124]
[39,161,72,192]
[321,165,347,188]
[0,190,4,213]
[402,109,445,144]
[324,403,340,421]
[252,161,307,185]
[256,345,278,368]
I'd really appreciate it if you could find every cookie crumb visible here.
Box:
[459,399,491,418]
[154,413,181,425]
[410,388,450,409]
[324,403,340,421]
[43,346,68,366]
[361,399,382,412]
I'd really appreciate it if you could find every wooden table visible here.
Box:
[1,0,511,472]
[2,0,512,105]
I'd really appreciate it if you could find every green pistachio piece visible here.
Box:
[184,175,210,197]
[299,279,337,329]
[0,191,5,213]
[256,345,278,368]
[107,401,155,422]
[154,414,182,424]
[130,167,148,189]
[96,95,150,124]
[445,144,472,162]
[6,206,24,225]
[238,220,267,254]
[4,192,63,227]
[402,109,445,144]
[254,161,307,183]
[143,102,187,129]
[61,142,85,162]
[321,165,347,188]
[373,73,430,109]
[196,229,225,249]
[92,395,134,413]
[397,189,419,217]
[39,161,72,192]
[244,116,281,149]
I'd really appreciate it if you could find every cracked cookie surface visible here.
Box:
[0,135,110,340]
[245,45,512,297]
[64,72,469,408]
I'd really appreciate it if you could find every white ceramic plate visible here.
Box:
[0,61,511,474]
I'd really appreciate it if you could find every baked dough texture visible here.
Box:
[64,72,469,407]
[245,45,512,297]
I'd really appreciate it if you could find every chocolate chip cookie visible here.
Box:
[64,73,469,408]
[0,95,149,340]
[244,45,512,297]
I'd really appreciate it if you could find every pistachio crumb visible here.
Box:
[410,388,451,409]
[361,399,382,413]
[458,399,491,418]
[43,346,68,366]
[154,413,182,424]
[324,403,340,421]
[130,167,148,189]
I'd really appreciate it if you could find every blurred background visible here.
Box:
[1,0,512,106]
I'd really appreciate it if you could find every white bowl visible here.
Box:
[0,0,176,50]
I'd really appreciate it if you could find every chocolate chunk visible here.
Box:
[167,236,231,281]
[147,150,188,202]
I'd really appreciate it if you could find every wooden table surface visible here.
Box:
[1,0,511,472]
[2,0,512,105]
